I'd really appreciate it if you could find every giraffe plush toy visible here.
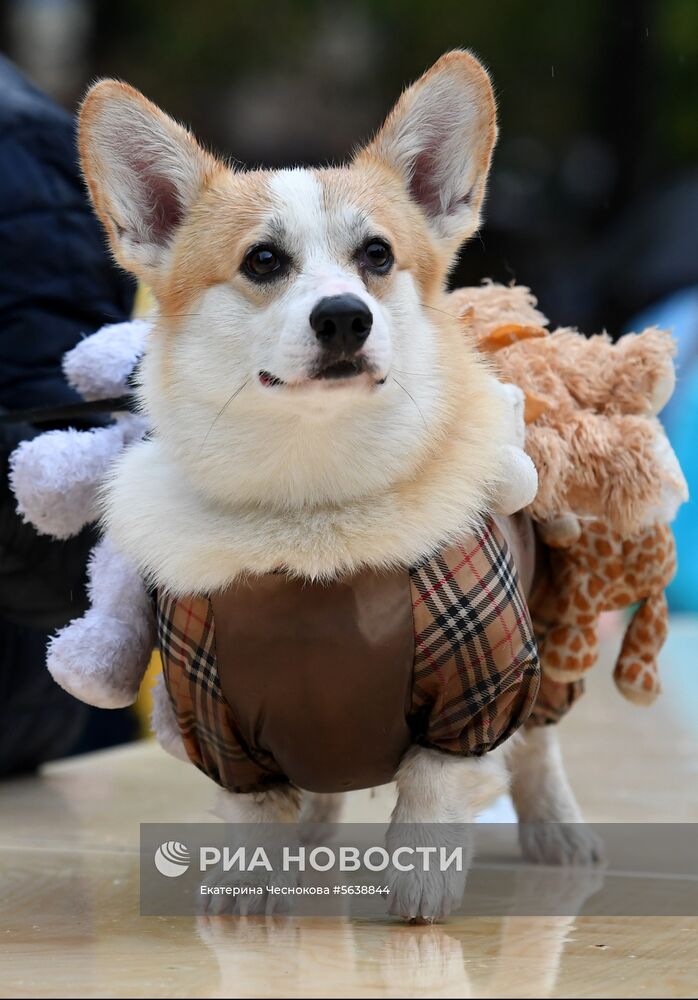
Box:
[449,282,688,706]
[529,520,676,704]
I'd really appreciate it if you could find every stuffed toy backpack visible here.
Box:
[450,283,688,705]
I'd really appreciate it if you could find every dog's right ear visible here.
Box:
[79,80,216,282]
[357,51,497,256]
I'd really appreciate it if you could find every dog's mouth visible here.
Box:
[312,356,369,380]
[259,356,384,389]
[258,371,285,388]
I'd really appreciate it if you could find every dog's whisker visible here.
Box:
[201,378,250,448]
[154,304,465,324]
[422,303,463,322]
[391,375,428,432]
[139,313,207,321]
[391,367,430,378]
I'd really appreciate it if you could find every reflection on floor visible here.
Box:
[1,619,697,998]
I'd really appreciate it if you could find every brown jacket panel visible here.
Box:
[210,568,414,794]
[157,517,541,794]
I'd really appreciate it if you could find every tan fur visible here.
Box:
[157,170,276,320]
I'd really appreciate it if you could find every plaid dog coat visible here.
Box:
[157,516,541,794]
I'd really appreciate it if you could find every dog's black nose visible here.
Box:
[309,294,373,353]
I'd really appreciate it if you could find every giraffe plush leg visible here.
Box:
[614,591,667,705]
[540,623,598,684]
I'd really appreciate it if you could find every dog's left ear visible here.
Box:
[358,50,497,253]
[78,80,217,284]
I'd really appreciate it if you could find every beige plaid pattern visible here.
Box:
[409,518,541,756]
[156,593,287,793]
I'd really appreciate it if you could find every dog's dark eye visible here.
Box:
[359,239,393,274]
[243,245,285,280]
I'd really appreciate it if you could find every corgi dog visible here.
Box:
[79,50,601,921]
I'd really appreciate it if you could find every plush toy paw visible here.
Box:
[613,659,661,705]
[498,381,527,447]
[48,613,152,708]
[10,423,133,538]
[488,380,539,516]
[494,444,538,516]
[541,625,598,683]
[62,318,150,399]
[537,513,581,548]
[44,535,156,707]
[10,317,151,540]
[614,592,666,706]
[641,432,689,527]
[607,328,677,417]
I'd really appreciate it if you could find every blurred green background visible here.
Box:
[2,0,698,332]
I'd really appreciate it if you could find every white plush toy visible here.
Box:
[8,317,538,712]
[10,319,155,708]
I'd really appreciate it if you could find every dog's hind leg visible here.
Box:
[299,792,344,845]
[214,784,302,825]
[387,745,508,922]
[203,786,303,915]
[510,725,605,865]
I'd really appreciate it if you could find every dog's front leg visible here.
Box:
[203,785,302,915]
[511,725,605,865]
[387,745,508,922]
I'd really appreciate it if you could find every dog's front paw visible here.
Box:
[198,861,296,916]
[388,864,466,923]
[519,822,605,867]
[385,825,469,924]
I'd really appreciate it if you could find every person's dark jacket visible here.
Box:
[0,56,136,775]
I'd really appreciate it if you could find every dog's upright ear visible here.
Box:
[78,80,217,283]
[358,50,497,254]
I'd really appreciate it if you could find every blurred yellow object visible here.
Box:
[133,282,156,318]
[134,650,161,737]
